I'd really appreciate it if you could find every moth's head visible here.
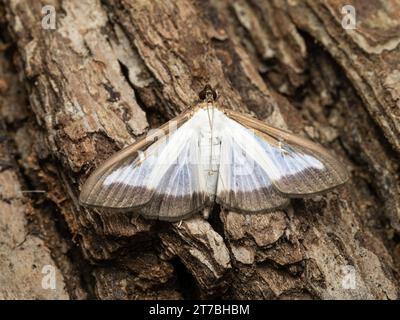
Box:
[199,84,217,102]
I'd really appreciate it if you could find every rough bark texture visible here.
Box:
[0,0,399,299]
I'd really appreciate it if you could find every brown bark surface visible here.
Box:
[0,0,399,299]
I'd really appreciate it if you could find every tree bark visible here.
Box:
[0,0,399,299]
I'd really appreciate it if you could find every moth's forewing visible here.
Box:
[79,109,204,218]
[222,108,349,197]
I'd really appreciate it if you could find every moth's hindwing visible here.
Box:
[216,110,290,213]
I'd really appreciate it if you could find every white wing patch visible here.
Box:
[138,131,207,220]
[251,133,343,195]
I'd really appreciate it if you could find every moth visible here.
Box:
[80,85,348,221]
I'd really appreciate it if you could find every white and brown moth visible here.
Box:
[80,85,348,221]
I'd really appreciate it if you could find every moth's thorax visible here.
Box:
[194,104,223,126]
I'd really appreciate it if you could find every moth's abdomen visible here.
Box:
[199,129,221,200]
